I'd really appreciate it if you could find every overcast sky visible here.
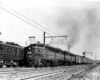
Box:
[0,0,100,60]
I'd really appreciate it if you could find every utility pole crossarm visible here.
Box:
[43,32,67,44]
[83,50,92,57]
[85,51,92,55]
[45,35,67,38]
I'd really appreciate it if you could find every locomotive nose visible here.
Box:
[27,51,32,59]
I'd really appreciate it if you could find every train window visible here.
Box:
[7,48,11,52]
[37,44,44,47]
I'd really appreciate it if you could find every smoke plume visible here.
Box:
[44,2,100,59]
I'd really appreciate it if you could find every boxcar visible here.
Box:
[75,55,82,64]
[70,54,76,65]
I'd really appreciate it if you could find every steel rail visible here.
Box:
[20,65,90,80]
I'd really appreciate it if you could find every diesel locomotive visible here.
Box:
[0,41,97,67]
[24,43,96,67]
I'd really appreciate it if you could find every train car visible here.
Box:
[87,58,93,64]
[24,43,79,67]
[82,57,88,64]
[70,53,76,65]
[0,42,24,67]
[64,51,72,65]
[0,40,96,67]
[24,43,48,67]
[75,55,82,65]
[24,43,64,67]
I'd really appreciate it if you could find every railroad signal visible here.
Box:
[83,50,92,57]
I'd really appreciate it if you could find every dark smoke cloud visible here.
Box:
[20,2,100,59]
[48,7,82,48]
[44,2,100,59]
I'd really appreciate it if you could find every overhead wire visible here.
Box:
[5,23,65,44]
[0,3,67,44]
[0,6,53,38]
[0,6,44,32]
[2,22,37,35]
[0,2,62,36]
[0,23,31,36]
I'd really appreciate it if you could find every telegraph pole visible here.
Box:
[43,32,67,44]
[44,32,46,44]
[68,45,70,52]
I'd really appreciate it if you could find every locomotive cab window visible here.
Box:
[36,44,45,48]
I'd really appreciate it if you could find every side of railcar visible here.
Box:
[70,53,76,65]
[0,43,13,67]
[64,51,72,65]
[86,58,92,64]
[45,46,56,67]
[82,57,88,64]
[0,43,5,67]
[13,47,24,67]
[75,55,82,65]
[54,49,65,66]
[0,43,24,67]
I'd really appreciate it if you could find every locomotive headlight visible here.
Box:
[28,51,31,54]
[29,47,31,50]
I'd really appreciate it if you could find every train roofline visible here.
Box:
[25,43,82,56]
[0,42,23,48]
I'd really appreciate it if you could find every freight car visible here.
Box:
[0,42,24,67]
[75,54,82,65]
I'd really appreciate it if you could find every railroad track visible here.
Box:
[0,66,68,80]
[57,64,99,80]
[20,69,65,80]
[19,65,92,80]
[0,65,94,80]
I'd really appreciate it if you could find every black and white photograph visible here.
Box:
[0,0,100,80]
